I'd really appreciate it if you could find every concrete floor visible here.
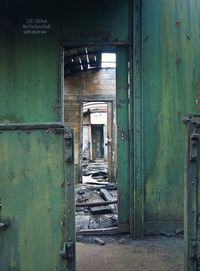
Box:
[76,236,183,271]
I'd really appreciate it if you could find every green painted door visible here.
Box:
[0,124,75,271]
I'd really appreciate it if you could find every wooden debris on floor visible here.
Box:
[76,183,118,232]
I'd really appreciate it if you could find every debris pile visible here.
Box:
[82,160,108,183]
[76,183,118,233]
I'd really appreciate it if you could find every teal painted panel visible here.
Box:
[116,48,130,230]
[0,129,66,271]
[62,0,129,44]
[0,1,62,123]
[143,0,200,225]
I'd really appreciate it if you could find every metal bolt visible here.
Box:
[68,210,71,214]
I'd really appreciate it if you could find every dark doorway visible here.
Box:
[91,124,104,159]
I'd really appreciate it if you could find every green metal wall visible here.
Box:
[0,1,62,123]
[142,0,200,234]
[62,0,129,44]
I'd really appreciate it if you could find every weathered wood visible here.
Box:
[100,189,114,202]
[76,199,117,208]
[76,227,119,235]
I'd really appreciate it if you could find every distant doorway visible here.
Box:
[91,124,104,159]
[81,101,116,183]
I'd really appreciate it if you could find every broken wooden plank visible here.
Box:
[76,199,117,208]
[94,237,105,245]
[100,188,113,201]
[76,227,119,235]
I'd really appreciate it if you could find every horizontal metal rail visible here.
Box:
[0,123,65,130]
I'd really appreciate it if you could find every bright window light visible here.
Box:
[101,53,116,68]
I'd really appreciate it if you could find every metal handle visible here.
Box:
[64,131,73,162]
[60,242,74,261]
[189,133,199,161]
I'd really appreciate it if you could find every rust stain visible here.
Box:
[197,76,200,89]
[175,21,181,27]
[195,93,200,110]
[176,57,182,65]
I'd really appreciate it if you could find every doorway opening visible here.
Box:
[81,101,115,183]
[64,46,118,234]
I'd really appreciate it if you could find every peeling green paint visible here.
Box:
[143,0,200,232]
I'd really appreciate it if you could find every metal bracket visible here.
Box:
[189,133,199,162]
[60,242,74,261]
[64,131,73,162]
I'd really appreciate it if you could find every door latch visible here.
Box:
[189,133,199,161]
[60,242,74,261]
[64,131,73,162]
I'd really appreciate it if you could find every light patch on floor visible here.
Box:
[76,237,183,271]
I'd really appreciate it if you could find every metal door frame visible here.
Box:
[129,0,144,238]
[64,43,130,233]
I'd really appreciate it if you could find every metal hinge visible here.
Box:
[60,242,74,261]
